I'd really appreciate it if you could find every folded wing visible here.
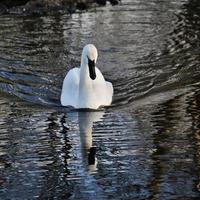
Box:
[60,68,80,107]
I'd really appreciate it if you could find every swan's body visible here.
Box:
[61,44,113,109]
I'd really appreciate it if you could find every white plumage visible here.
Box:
[61,44,113,109]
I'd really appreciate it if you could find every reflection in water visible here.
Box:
[63,111,106,199]
[148,96,190,199]
[78,111,104,172]
[186,90,200,191]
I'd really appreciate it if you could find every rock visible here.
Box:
[22,0,46,16]
[76,2,88,10]
[109,0,120,5]
[0,0,29,8]
[0,0,120,16]
[96,0,106,6]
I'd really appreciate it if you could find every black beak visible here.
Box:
[88,57,96,80]
[88,147,96,165]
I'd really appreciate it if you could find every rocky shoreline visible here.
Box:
[0,0,120,15]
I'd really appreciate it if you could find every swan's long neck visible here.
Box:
[80,58,92,88]
[78,56,93,107]
[79,113,93,150]
[80,62,88,80]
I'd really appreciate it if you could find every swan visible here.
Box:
[60,44,113,109]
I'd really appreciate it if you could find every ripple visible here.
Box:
[0,0,199,108]
[0,0,200,199]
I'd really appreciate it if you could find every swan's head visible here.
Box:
[81,44,98,80]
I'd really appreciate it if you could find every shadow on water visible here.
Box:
[0,0,200,199]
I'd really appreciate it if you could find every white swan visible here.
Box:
[61,44,113,109]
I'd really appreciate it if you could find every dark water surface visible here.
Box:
[0,0,200,199]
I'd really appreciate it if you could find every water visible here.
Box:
[0,0,200,199]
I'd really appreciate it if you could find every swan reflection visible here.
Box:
[78,111,104,172]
